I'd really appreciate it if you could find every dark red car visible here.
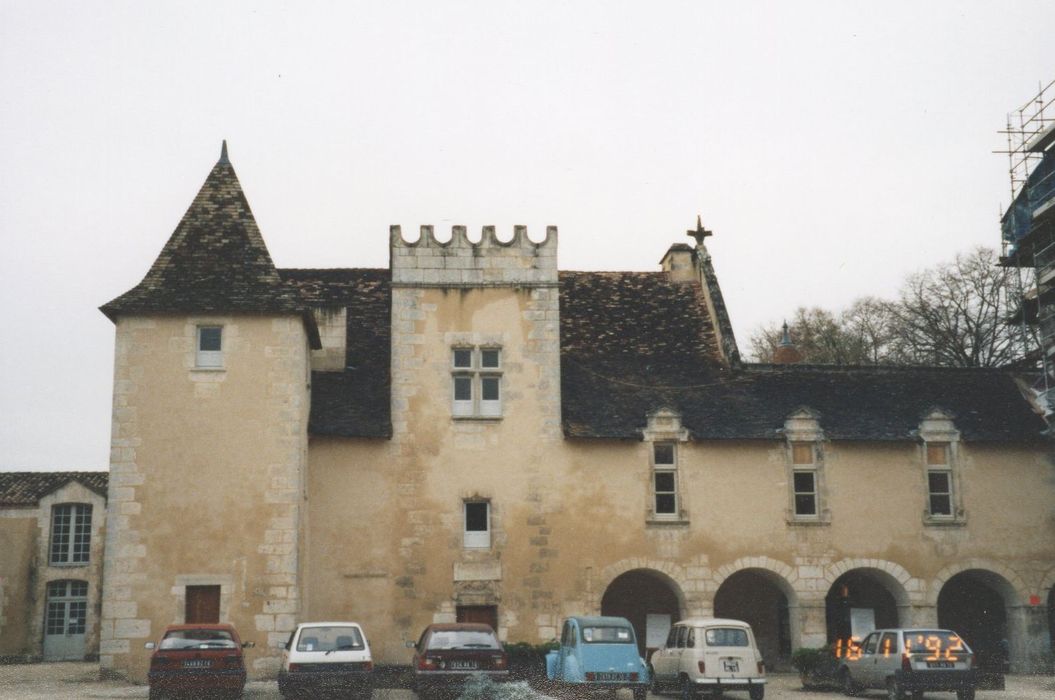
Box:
[409,623,509,699]
[146,623,254,699]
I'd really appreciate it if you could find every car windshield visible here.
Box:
[904,631,970,655]
[581,626,634,644]
[427,630,500,650]
[159,629,237,650]
[704,628,749,647]
[296,626,365,652]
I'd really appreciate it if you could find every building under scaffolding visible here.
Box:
[999,78,1055,415]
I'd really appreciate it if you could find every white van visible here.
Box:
[649,618,765,700]
[278,621,373,699]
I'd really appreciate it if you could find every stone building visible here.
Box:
[0,472,107,661]
[89,144,1054,682]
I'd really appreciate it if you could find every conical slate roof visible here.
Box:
[101,142,304,320]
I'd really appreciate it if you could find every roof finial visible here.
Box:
[218,140,229,165]
[780,320,793,346]
[687,214,712,246]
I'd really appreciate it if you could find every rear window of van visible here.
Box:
[704,628,749,646]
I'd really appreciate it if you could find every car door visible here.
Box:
[855,632,881,688]
[558,620,579,680]
[873,631,899,684]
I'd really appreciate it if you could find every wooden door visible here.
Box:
[185,585,221,623]
[456,605,498,632]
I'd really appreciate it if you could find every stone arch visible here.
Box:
[926,559,1026,608]
[596,558,690,615]
[712,557,800,667]
[824,558,916,607]
[597,560,690,657]
[712,556,799,602]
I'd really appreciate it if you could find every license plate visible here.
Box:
[448,661,478,670]
[182,659,210,668]
[927,661,954,668]
[722,659,740,673]
[595,672,631,681]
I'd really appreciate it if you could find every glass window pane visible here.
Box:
[198,327,222,352]
[481,376,500,401]
[67,601,87,634]
[653,443,675,465]
[930,494,952,516]
[928,471,950,494]
[481,349,500,368]
[454,376,472,401]
[654,471,676,492]
[656,493,677,514]
[465,502,489,532]
[453,349,472,368]
[792,443,814,465]
[793,471,816,493]
[46,602,66,635]
[795,494,817,515]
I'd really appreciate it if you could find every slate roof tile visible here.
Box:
[0,471,108,507]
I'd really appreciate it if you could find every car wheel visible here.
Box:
[911,692,923,700]
[147,688,163,700]
[840,669,857,697]
[956,690,975,700]
[748,685,764,700]
[679,675,697,700]
[886,678,905,700]
[633,686,648,700]
[649,667,661,696]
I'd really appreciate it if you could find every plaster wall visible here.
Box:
[100,315,310,682]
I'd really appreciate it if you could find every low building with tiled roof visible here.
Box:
[0,471,106,661]
[89,145,1054,682]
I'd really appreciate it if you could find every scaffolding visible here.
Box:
[997,78,1055,230]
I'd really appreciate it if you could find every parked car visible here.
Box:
[837,628,977,700]
[545,616,650,700]
[278,621,373,699]
[409,623,509,698]
[649,618,766,700]
[145,623,253,699]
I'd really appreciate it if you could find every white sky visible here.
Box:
[1,1,1052,471]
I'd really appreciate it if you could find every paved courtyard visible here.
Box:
[0,663,1052,700]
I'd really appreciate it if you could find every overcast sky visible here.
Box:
[1,1,1053,471]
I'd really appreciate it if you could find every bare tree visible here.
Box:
[886,247,1030,367]
[748,247,1035,367]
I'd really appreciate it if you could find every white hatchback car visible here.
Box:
[649,618,766,700]
[838,628,977,700]
[278,621,373,699]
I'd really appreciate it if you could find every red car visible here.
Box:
[409,623,509,699]
[146,623,254,699]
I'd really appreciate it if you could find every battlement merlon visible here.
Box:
[390,225,559,287]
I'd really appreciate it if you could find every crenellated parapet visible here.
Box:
[390,225,558,287]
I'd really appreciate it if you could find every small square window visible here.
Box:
[453,349,473,369]
[926,443,948,466]
[464,501,490,548]
[653,443,675,465]
[481,349,501,368]
[196,326,223,368]
[792,443,814,465]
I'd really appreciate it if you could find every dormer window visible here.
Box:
[918,409,965,525]
[196,326,223,368]
[783,408,830,525]
[642,408,689,525]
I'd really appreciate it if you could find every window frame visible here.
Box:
[651,442,679,519]
[49,503,93,566]
[782,409,830,525]
[450,346,503,419]
[790,442,819,517]
[925,442,955,519]
[463,500,491,549]
[195,325,224,369]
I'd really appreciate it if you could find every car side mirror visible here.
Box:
[405,640,416,649]
[242,641,255,649]
[144,642,156,650]
[284,641,291,650]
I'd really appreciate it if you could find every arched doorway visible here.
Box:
[825,569,905,644]
[714,569,794,668]
[601,569,682,658]
[937,570,1014,678]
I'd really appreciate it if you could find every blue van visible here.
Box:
[546,616,650,700]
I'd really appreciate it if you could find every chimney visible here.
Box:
[660,243,696,282]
